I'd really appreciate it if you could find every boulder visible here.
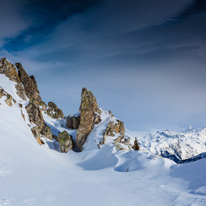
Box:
[15,62,41,102]
[58,130,74,153]
[41,125,52,140]
[25,102,44,133]
[73,115,80,129]
[66,114,80,129]
[76,87,101,150]
[39,101,47,111]
[52,135,58,142]
[66,115,73,129]
[46,101,64,119]
[48,102,58,110]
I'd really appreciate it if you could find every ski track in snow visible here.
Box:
[1,73,206,205]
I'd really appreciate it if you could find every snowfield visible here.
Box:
[1,73,206,205]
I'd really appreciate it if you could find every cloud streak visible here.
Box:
[1,0,206,131]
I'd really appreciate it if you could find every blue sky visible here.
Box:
[0,0,206,132]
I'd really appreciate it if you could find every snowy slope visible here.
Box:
[1,72,206,205]
[127,127,206,163]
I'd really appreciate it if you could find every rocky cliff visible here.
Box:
[0,57,129,154]
[0,58,64,146]
[75,87,101,150]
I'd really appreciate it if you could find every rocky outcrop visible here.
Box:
[0,58,20,82]
[15,83,26,100]
[76,87,101,150]
[0,88,5,99]
[0,58,26,100]
[30,75,39,94]
[58,130,74,153]
[39,101,47,111]
[52,135,58,142]
[34,134,45,146]
[105,120,125,137]
[25,102,44,134]
[66,114,80,129]
[41,125,52,140]
[0,87,15,107]
[5,94,13,107]
[46,102,64,119]
[15,63,41,102]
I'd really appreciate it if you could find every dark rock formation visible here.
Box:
[41,125,52,140]
[52,135,58,142]
[30,75,39,94]
[46,101,64,119]
[58,130,74,153]
[132,137,140,151]
[15,62,41,102]
[76,87,101,150]
[25,102,44,134]
[66,114,80,129]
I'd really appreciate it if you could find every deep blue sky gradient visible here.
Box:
[0,0,206,132]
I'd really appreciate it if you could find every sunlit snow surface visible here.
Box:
[1,73,206,205]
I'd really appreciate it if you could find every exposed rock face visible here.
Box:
[52,135,58,142]
[46,101,64,119]
[0,87,15,107]
[58,130,74,153]
[41,125,52,140]
[5,94,13,107]
[105,120,125,137]
[34,134,44,146]
[15,83,26,100]
[39,101,47,111]
[0,58,20,82]
[25,102,44,133]
[15,63,41,101]
[76,87,101,150]
[132,137,140,151]
[66,114,80,129]
[30,75,39,94]
[0,58,26,100]
[0,88,5,99]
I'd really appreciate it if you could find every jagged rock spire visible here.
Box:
[76,87,101,150]
[15,62,41,102]
[0,58,26,100]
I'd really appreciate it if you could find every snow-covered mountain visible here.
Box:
[1,57,206,205]
[134,127,206,163]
